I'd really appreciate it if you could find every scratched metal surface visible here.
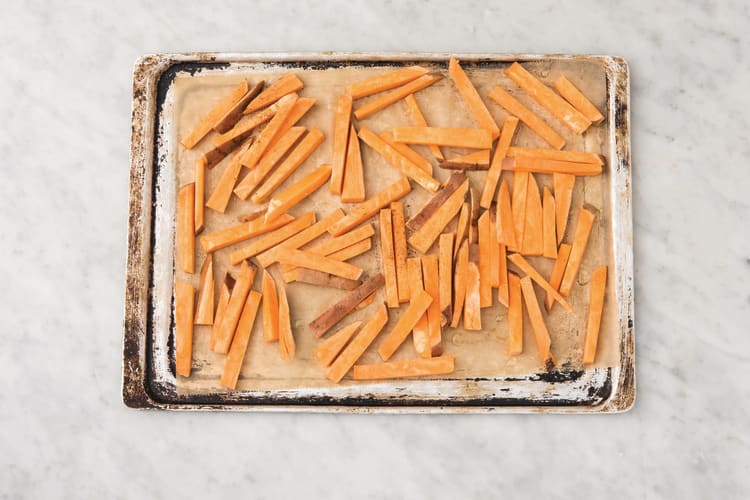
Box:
[123,52,634,412]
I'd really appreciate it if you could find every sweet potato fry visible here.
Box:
[480,116,519,208]
[507,272,522,355]
[496,180,517,250]
[407,172,466,232]
[174,280,195,377]
[545,243,572,312]
[330,93,352,195]
[553,174,575,244]
[507,253,572,311]
[378,209,399,308]
[280,224,375,275]
[347,66,429,99]
[353,355,455,380]
[220,290,261,389]
[390,202,409,303]
[213,262,257,354]
[206,137,253,213]
[511,172,529,251]
[583,265,608,364]
[489,209,500,287]
[261,270,279,342]
[464,245,482,330]
[240,93,299,170]
[559,207,596,297]
[177,183,195,274]
[403,94,444,160]
[228,212,315,265]
[271,98,316,145]
[392,126,492,149]
[450,240,469,328]
[308,273,385,338]
[353,73,442,120]
[181,80,249,149]
[501,157,602,176]
[477,210,493,307]
[519,276,555,369]
[454,202,469,259]
[497,243,509,307]
[243,73,303,114]
[265,164,331,223]
[194,157,206,234]
[341,125,365,202]
[377,290,433,361]
[521,173,544,256]
[438,150,491,170]
[275,248,363,281]
[210,274,235,349]
[448,57,500,138]
[313,321,362,367]
[407,258,431,358]
[438,233,454,325]
[421,255,442,355]
[488,86,565,150]
[212,106,276,154]
[379,130,432,174]
[200,214,294,253]
[507,146,603,166]
[552,75,605,125]
[194,254,214,325]
[213,80,265,134]
[285,268,363,290]
[326,303,389,383]
[277,282,295,360]
[542,187,557,259]
[408,179,469,253]
[328,177,411,236]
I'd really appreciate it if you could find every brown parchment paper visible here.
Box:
[171,59,618,394]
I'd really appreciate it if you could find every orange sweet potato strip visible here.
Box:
[480,116,519,208]
[177,183,195,274]
[308,273,385,338]
[181,80,249,149]
[454,202,470,259]
[212,106,276,154]
[448,57,500,138]
[327,233,373,262]
[270,97,316,146]
[542,187,557,259]
[228,212,315,265]
[496,180,518,250]
[265,164,332,223]
[488,86,565,150]
[200,214,295,253]
[408,179,469,253]
[477,210,493,307]
[519,276,555,369]
[545,243,572,312]
[251,128,326,203]
[559,207,596,297]
[407,172,466,233]
[464,244,482,330]
[240,93,299,170]
[552,75,605,125]
[282,224,374,274]
[511,172,529,251]
[359,127,440,192]
[313,321,362,367]
[489,209,500,287]
[501,157,601,176]
[507,253,572,311]
[450,240,469,328]
[390,202,410,303]
[438,150,491,170]
[507,272,523,355]
[353,73,442,120]
[406,258,431,358]
[194,254,214,325]
[507,146,603,166]
[330,93,352,195]
[379,130,432,174]
[277,282,295,360]
[328,177,411,237]
[220,290,262,389]
[347,66,429,99]
[284,268,362,290]
[521,173,544,256]
[505,62,591,134]
[213,262,257,354]
[497,243,509,307]
[392,126,492,149]
[553,173,576,244]
[243,73,304,114]
[583,265,608,364]
[341,125,366,203]
[438,233,454,325]
[377,290,433,361]
[210,274,235,350]
[233,126,307,200]
[421,255,442,355]
[326,303,389,383]
[194,157,206,234]
[206,137,253,213]
[275,248,363,281]
[174,280,195,377]
[261,270,279,343]
[213,80,265,134]
[353,355,455,380]
[403,94,444,160]
[378,209,400,308]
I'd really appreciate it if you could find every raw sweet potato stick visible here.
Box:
[213,262,257,354]
[501,157,601,176]
[438,150,491,170]
[347,66,429,99]
[480,116,519,208]
[243,73,304,114]
[194,254,214,325]
[519,276,555,369]
[328,177,411,236]
[438,233,454,325]
[261,270,279,342]
[353,356,455,380]
[379,130,432,174]
[326,303,389,383]
[507,272,523,355]
[210,274,235,350]
[559,208,596,297]
[495,180,517,251]
[497,243,509,307]
[545,243,572,312]
[406,258,431,358]
[552,75,605,125]
[229,212,315,265]
[403,94,444,160]
[240,93,299,170]
[341,125,366,202]
[392,126,492,149]
[553,174,576,244]
[330,93,352,195]
[220,291,261,389]
[379,209,400,308]
[213,80,265,134]
[200,214,294,253]
[274,248,363,281]
[212,106,276,154]
[507,253,572,311]
[286,268,362,290]
[477,210,493,307]
[448,57,500,138]
[181,80,249,149]
[174,280,195,377]
[265,164,332,223]
[353,74,442,120]
[206,137,253,213]
[542,187,557,259]
[507,147,603,165]
[511,172,529,251]
[313,321,362,367]
[194,157,206,234]
[464,245,482,330]
[408,179,469,253]
[390,202,410,303]
[521,173,544,256]
[308,273,385,338]
[488,86,565,150]
[583,265,608,364]
[278,282,295,360]
[177,183,195,274]
[377,290,433,361]
[421,255,442,355]
[407,172,466,232]
[450,240,469,328]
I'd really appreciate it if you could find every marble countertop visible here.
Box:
[1,0,748,498]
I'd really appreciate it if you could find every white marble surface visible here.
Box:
[1,0,748,498]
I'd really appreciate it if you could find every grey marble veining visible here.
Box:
[0,0,748,498]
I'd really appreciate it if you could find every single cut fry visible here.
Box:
[477,210,493,307]
[508,253,572,311]
[507,146,603,166]
[511,172,529,251]
[392,126,492,149]
[480,116,519,208]
[220,291,261,389]
[377,290,433,361]
[251,128,326,203]
[553,75,605,125]
[210,274,235,350]
[353,73,442,120]
[454,202,470,258]
[314,321,362,367]
[261,270,279,342]
[326,303,389,383]
[521,173,544,256]
[554,174,576,244]
[177,183,195,274]
[502,157,601,176]
[408,179,469,253]
[497,243,509,307]
[328,177,411,236]
[213,262,256,354]
[181,80,249,149]
[390,202,410,303]
[240,93,299,170]
[328,236,374,262]
[438,233,454,325]
[243,73,304,114]
[407,172,466,232]
[545,243,572,311]
[519,276,555,369]
[213,80,265,133]
[505,62,591,134]
[380,130,432,174]
[330,93,352,195]
[449,57,500,138]
[464,245,482,330]
[488,86,565,150]
[407,258,431,358]
[378,209,399,308]
[212,106,276,154]
[403,94,444,160]
[200,214,294,253]
[342,125,366,202]
[282,224,375,274]
[359,127,440,192]
[206,137,253,213]
[233,126,307,200]
[174,280,195,377]
[277,282,295,360]
[194,157,206,234]
[489,209,500,287]
[347,66,429,99]
[450,240,469,328]
[229,212,315,265]
[542,187,557,259]
[438,150,491,170]
[275,248,363,281]
[285,268,362,290]
[194,254,214,325]
[559,208,596,297]
[507,273,523,355]
[308,273,385,338]
[354,356,455,380]
[270,97,316,147]
[421,255,442,355]
[583,265,608,364]
[265,164,331,223]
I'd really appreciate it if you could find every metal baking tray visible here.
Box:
[123,52,634,412]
